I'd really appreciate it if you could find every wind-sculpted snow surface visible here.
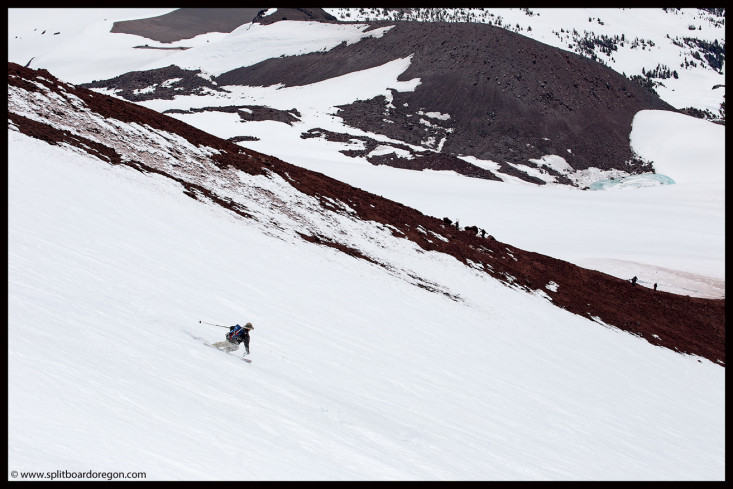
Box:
[7,62,724,366]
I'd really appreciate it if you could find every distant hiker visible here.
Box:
[631,276,638,286]
[212,322,254,355]
[654,283,658,291]
[480,228,486,238]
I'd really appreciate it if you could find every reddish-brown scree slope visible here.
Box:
[8,63,724,365]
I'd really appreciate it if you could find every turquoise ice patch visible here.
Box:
[589,173,675,190]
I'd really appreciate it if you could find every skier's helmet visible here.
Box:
[245,322,254,330]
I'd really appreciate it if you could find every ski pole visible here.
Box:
[199,320,231,329]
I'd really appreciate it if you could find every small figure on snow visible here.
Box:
[631,276,638,286]
[213,322,254,355]
[654,282,658,291]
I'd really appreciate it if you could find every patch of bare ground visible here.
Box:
[133,45,189,51]
[256,8,338,25]
[165,105,301,125]
[82,65,226,102]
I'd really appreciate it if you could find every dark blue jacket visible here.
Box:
[227,325,250,352]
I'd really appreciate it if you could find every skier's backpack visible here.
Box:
[227,325,243,342]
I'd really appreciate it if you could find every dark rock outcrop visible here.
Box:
[256,8,338,25]
[111,8,266,43]
[83,65,225,101]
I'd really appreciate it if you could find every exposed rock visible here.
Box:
[111,8,266,43]
[165,105,301,125]
[82,65,225,101]
[255,8,338,25]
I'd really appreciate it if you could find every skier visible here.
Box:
[212,322,254,355]
[631,276,638,286]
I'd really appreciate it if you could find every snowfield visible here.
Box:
[8,130,724,480]
[8,8,180,84]
[630,109,725,185]
[137,21,396,77]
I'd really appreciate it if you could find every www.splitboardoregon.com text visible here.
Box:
[10,469,146,480]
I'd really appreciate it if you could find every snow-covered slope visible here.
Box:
[135,21,396,77]
[8,101,725,482]
[8,8,179,83]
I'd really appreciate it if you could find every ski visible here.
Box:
[187,332,252,363]
[210,342,252,363]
